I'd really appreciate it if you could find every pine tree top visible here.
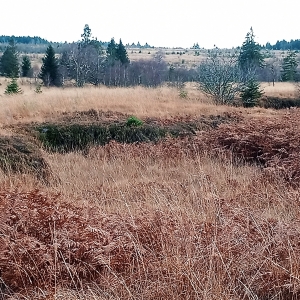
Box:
[116,39,130,65]
[239,28,264,71]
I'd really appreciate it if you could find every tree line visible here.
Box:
[1,34,300,51]
[0,35,49,44]
[0,25,299,107]
[0,25,195,90]
[265,39,300,51]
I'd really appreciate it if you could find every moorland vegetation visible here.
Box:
[0,26,300,300]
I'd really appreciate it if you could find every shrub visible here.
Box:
[36,123,168,152]
[179,89,188,99]
[197,51,242,105]
[126,116,143,127]
[34,83,43,94]
[240,78,264,107]
[4,78,22,95]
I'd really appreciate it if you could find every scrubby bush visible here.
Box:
[197,50,243,105]
[179,89,188,99]
[126,116,143,127]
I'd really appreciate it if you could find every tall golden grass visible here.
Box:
[0,81,286,127]
[0,85,300,299]
[262,82,298,99]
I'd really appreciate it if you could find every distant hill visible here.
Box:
[0,35,49,44]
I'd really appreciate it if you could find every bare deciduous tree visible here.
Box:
[32,64,40,83]
[197,50,244,105]
[64,43,105,87]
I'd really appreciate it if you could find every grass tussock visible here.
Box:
[0,135,53,184]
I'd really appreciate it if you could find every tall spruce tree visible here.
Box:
[0,39,19,78]
[238,27,265,106]
[116,39,130,65]
[281,50,298,81]
[239,27,264,74]
[81,24,92,46]
[106,38,117,65]
[39,45,60,86]
[21,56,31,77]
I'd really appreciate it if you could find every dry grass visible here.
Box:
[0,83,227,126]
[1,85,300,299]
[262,82,298,99]
[126,48,207,67]
[43,142,257,212]
[1,140,300,299]
[0,83,210,125]
[0,80,287,128]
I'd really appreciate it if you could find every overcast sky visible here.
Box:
[0,0,298,48]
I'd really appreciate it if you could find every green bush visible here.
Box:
[126,116,143,127]
[4,78,23,95]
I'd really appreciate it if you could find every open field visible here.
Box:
[262,82,298,99]
[0,79,297,124]
[0,84,300,299]
[0,82,216,124]
[8,47,300,68]
[128,48,207,67]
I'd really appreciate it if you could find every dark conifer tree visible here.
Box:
[5,78,23,94]
[39,45,60,86]
[21,56,31,77]
[241,78,264,107]
[81,24,92,46]
[0,39,19,78]
[116,39,129,65]
[281,50,298,82]
[106,38,117,65]
[239,27,264,74]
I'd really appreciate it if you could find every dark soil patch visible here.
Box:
[0,136,54,183]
